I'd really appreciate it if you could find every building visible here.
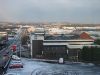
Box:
[80,32,93,40]
[29,30,94,60]
[0,32,8,49]
[79,31,100,40]
[0,32,8,41]
[29,28,45,58]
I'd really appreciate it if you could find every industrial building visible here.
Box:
[0,32,8,49]
[29,29,94,60]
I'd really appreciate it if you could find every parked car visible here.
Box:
[9,60,23,69]
[5,72,20,75]
[12,55,21,60]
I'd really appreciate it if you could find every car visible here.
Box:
[9,60,23,69]
[11,60,22,63]
[5,72,20,75]
[12,55,21,60]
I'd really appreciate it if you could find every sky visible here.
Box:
[0,0,100,24]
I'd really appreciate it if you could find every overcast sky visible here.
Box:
[0,0,100,24]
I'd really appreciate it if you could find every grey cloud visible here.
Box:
[0,0,100,23]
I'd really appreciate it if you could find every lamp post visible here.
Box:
[30,42,32,59]
[27,43,31,58]
[19,44,21,58]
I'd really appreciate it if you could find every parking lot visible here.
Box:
[5,57,100,75]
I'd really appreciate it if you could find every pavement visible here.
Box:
[5,58,100,75]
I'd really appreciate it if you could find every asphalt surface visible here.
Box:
[0,27,22,75]
[6,58,100,75]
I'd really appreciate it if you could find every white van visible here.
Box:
[12,55,21,60]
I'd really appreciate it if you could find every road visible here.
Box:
[6,58,100,75]
[0,26,23,75]
[0,26,21,54]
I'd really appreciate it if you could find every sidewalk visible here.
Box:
[24,58,82,65]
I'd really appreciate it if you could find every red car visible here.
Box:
[9,60,23,69]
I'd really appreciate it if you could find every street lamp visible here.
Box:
[30,43,32,59]
[19,44,21,58]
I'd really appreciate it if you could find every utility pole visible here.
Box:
[31,44,32,59]
[19,26,22,58]
[76,50,78,62]
[20,44,21,58]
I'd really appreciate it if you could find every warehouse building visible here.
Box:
[29,30,94,60]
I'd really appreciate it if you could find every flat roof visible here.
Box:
[34,33,45,35]
[43,43,68,45]
[44,40,94,42]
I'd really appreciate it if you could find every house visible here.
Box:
[79,31,100,40]
[79,32,94,40]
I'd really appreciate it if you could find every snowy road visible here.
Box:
[6,58,100,75]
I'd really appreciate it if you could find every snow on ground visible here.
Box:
[6,58,100,75]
